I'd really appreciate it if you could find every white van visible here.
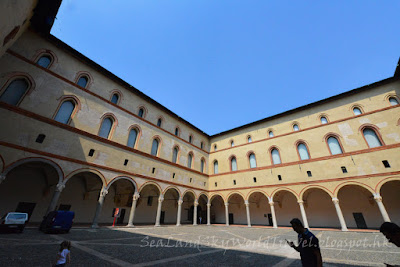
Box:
[0,212,28,233]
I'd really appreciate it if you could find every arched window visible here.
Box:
[231,157,237,171]
[151,139,159,156]
[200,142,204,149]
[363,128,382,148]
[187,153,193,168]
[127,128,138,148]
[138,108,144,118]
[320,116,328,124]
[36,55,51,68]
[0,78,29,106]
[157,118,162,127]
[247,136,252,143]
[327,136,343,155]
[230,140,234,147]
[175,127,179,136]
[201,159,205,173]
[77,76,88,88]
[249,153,257,168]
[353,107,362,115]
[213,161,218,174]
[99,117,113,139]
[172,147,179,163]
[293,124,299,131]
[271,149,281,164]
[214,144,217,151]
[110,93,119,104]
[297,143,310,160]
[54,100,75,124]
[389,97,399,106]
[269,131,274,137]
[189,135,193,143]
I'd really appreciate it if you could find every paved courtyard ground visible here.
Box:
[0,225,399,266]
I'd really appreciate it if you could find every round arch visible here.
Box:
[3,157,64,184]
[197,192,209,202]
[182,189,197,200]
[226,191,246,202]
[333,181,375,198]
[138,181,162,194]
[106,176,137,191]
[271,187,299,201]
[299,185,333,200]
[162,186,182,197]
[246,190,270,201]
[376,176,400,194]
[209,193,224,202]
[64,168,106,187]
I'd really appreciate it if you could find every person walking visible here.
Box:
[54,240,71,267]
[287,218,322,267]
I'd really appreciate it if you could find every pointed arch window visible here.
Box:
[172,147,179,163]
[200,142,204,149]
[77,76,88,88]
[363,128,382,148]
[151,139,159,156]
[213,161,218,174]
[230,140,234,147]
[293,124,299,131]
[138,108,144,118]
[99,117,113,139]
[187,153,193,168]
[247,136,252,143]
[231,157,237,171]
[249,153,257,168]
[269,131,274,137]
[297,143,310,160]
[320,116,328,124]
[54,100,75,124]
[189,135,193,143]
[214,144,217,151]
[0,78,29,106]
[327,136,343,155]
[175,127,180,136]
[110,93,119,104]
[157,118,162,127]
[127,128,138,148]
[271,149,281,165]
[36,55,52,68]
[201,159,205,173]
[353,107,362,115]
[389,97,399,106]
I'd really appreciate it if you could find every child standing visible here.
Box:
[54,240,71,266]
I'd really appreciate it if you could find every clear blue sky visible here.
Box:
[51,1,400,135]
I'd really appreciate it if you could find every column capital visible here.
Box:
[194,201,199,207]
[244,200,249,206]
[224,202,229,207]
[178,199,183,205]
[158,195,164,202]
[100,188,108,197]
[133,192,140,201]
[297,200,304,205]
[332,197,339,204]
[269,201,275,206]
[206,203,211,207]
[56,183,65,192]
[373,193,382,202]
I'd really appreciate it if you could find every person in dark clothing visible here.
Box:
[287,218,322,267]
[380,222,400,247]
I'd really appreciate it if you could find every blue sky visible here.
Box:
[51,1,400,135]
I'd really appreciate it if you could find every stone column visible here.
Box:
[91,188,108,228]
[225,202,229,226]
[127,192,140,227]
[332,197,348,231]
[176,198,183,226]
[46,182,65,214]
[269,201,278,229]
[155,195,164,227]
[374,193,391,222]
[298,200,309,229]
[0,174,6,184]
[193,200,198,225]
[207,202,211,226]
[245,200,251,227]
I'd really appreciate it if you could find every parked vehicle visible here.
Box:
[40,210,74,234]
[0,212,28,233]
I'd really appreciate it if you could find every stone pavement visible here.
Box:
[0,225,399,266]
